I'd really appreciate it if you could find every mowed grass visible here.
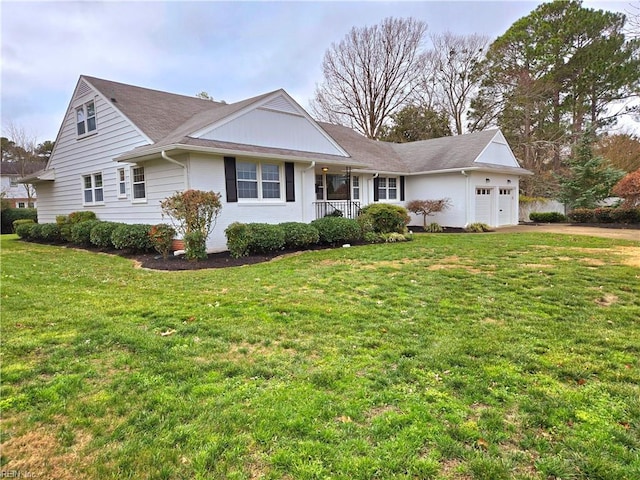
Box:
[1,232,639,480]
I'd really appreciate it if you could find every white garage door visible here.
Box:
[498,188,514,225]
[475,188,493,225]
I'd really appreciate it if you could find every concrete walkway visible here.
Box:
[495,224,639,242]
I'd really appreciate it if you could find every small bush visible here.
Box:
[225,222,251,258]
[111,224,153,252]
[90,222,123,248]
[15,223,36,240]
[529,212,567,223]
[29,223,45,241]
[247,223,286,253]
[610,207,640,224]
[363,231,383,243]
[13,219,35,231]
[280,222,320,249]
[71,220,102,246]
[184,231,207,261]
[57,211,97,241]
[311,217,362,245]
[40,223,62,242]
[1,208,37,234]
[358,203,409,234]
[568,208,595,223]
[465,223,492,233]
[425,222,443,233]
[594,207,615,223]
[149,224,176,259]
[382,232,410,242]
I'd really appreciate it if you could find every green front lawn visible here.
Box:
[1,233,638,479]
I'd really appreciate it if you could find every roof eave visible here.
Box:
[18,169,56,183]
[114,143,367,167]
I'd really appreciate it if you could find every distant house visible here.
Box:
[1,161,45,208]
[23,75,531,251]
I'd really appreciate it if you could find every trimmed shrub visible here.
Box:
[280,222,319,249]
[90,222,124,248]
[363,231,383,243]
[29,223,45,240]
[568,208,595,223]
[311,217,362,245]
[71,220,101,246]
[57,211,97,241]
[111,224,153,252]
[594,207,615,223]
[40,223,62,242]
[1,208,37,233]
[225,222,251,258]
[247,223,286,253]
[149,224,177,260]
[529,212,567,223]
[425,222,443,233]
[13,218,35,231]
[610,207,640,224]
[184,231,207,261]
[15,223,36,240]
[465,223,492,233]
[358,203,410,234]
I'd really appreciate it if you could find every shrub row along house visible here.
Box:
[22,76,531,252]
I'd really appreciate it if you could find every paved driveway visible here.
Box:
[496,224,639,242]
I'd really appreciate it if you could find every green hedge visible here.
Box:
[568,207,640,224]
[90,222,124,248]
[311,217,362,245]
[529,212,567,223]
[1,208,37,234]
[280,222,320,249]
[111,224,154,252]
[71,220,102,246]
[358,204,409,234]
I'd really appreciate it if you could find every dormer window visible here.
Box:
[76,100,97,137]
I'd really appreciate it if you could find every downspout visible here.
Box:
[461,170,469,227]
[302,161,315,222]
[161,150,189,190]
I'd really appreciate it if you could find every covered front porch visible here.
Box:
[312,166,362,219]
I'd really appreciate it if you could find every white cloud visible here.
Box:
[1,0,635,141]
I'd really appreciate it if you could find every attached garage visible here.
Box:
[475,187,494,225]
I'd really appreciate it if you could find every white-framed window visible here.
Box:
[82,173,104,205]
[17,202,25,208]
[352,176,360,200]
[499,188,512,196]
[378,176,398,200]
[76,100,97,137]
[237,161,282,200]
[117,168,127,198]
[476,188,491,195]
[132,167,146,200]
[9,176,18,187]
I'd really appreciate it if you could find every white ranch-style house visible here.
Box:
[24,76,531,252]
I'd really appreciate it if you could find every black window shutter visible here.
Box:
[224,156,237,203]
[373,176,380,202]
[400,176,405,201]
[285,162,295,202]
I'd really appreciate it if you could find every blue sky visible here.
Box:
[1,0,636,142]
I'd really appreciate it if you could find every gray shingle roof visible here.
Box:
[84,76,529,175]
[390,129,500,173]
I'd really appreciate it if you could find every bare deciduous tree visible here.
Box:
[421,32,490,135]
[311,17,427,139]
[1,122,47,205]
